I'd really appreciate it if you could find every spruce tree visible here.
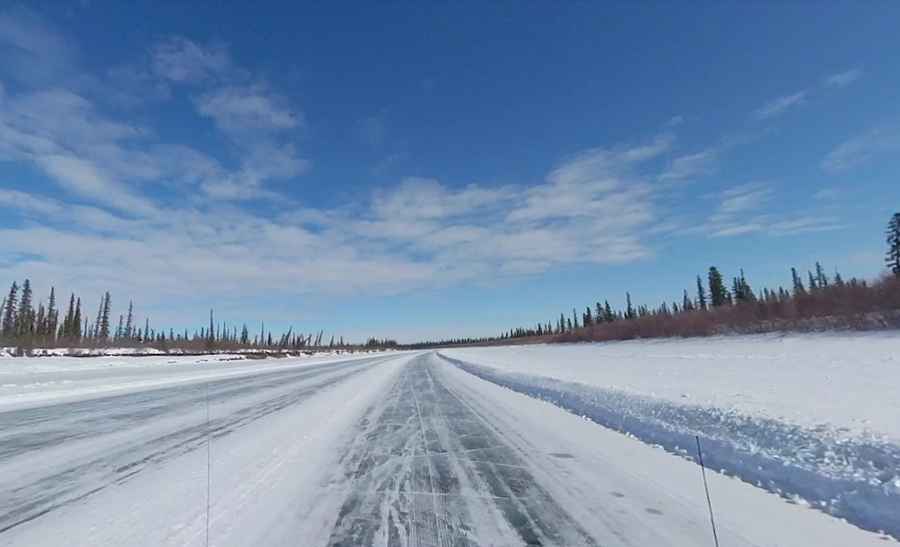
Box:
[791,267,806,296]
[604,300,614,322]
[35,303,46,337]
[47,287,57,342]
[63,294,75,339]
[732,269,755,303]
[99,292,111,341]
[815,262,828,287]
[16,279,33,337]
[584,306,593,326]
[2,282,17,337]
[708,267,728,307]
[92,296,103,340]
[125,301,134,339]
[887,212,900,276]
[696,275,707,310]
[625,292,635,319]
[73,298,82,341]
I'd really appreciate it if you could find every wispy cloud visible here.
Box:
[195,85,301,135]
[0,189,62,215]
[753,91,806,120]
[692,183,841,238]
[0,85,161,214]
[659,149,716,182]
[0,7,77,86]
[824,67,863,88]
[822,128,900,173]
[813,187,839,201]
[151,37,231,83]
[768,216,842,236]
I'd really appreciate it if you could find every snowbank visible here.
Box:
[441,332,900,539]
[444,333,900,440]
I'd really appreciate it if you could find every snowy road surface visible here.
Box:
[0,351,892,546]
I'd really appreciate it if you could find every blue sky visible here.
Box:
[1,2,899,342]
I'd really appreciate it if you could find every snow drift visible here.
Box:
[441,333,900,539]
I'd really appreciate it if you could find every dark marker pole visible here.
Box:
[696,435,720,547]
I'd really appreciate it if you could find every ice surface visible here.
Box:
[0,347,894,545]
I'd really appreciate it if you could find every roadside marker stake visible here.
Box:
[205,381,211,547]
[696,435,720,547]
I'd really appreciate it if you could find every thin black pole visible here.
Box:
[205,382,211,547]
[696,435,720,547]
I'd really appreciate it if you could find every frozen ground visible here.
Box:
[443,333,900,539]
[0,349,894,545]
[0,350,390,410]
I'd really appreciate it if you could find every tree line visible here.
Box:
[0,284,353,355]
[493,212,900,343]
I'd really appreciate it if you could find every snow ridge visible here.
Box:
[438,353,900,539]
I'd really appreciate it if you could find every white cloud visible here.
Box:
[824,68,862,88]
[195,85,301,135]
[665,115,684,127]
[151,37,231,83]
[0,189,62,215]
[718,183,772,214]
[813,187,839,201]
[338,138,668,272]
[753,91,806,120]
[710,223,765,238]
[659,149,716,182]
[35,154,156,215]
[0,87,165,214]
[0,7,76,86]
[372,177,514,221]
[768,216,842,235]
[822,128,900,173]
[192,84,307,199]
[698,183,841,238]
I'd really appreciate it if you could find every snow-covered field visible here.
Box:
[0,350,393,411]
[0,342,895,545]
[442,332,900,539]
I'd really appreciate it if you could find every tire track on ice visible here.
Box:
[326,354,599,546]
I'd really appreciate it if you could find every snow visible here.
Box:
[435,358,892,546]
[1,346,895,545]
[443,332,900,440]
[441,332,900,539]
[0,350,396,411]
[0,352,414,547]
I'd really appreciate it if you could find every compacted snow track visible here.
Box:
[0,350,892,546]
[327,354,596,546]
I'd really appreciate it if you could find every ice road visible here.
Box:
[0,351,891,546]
